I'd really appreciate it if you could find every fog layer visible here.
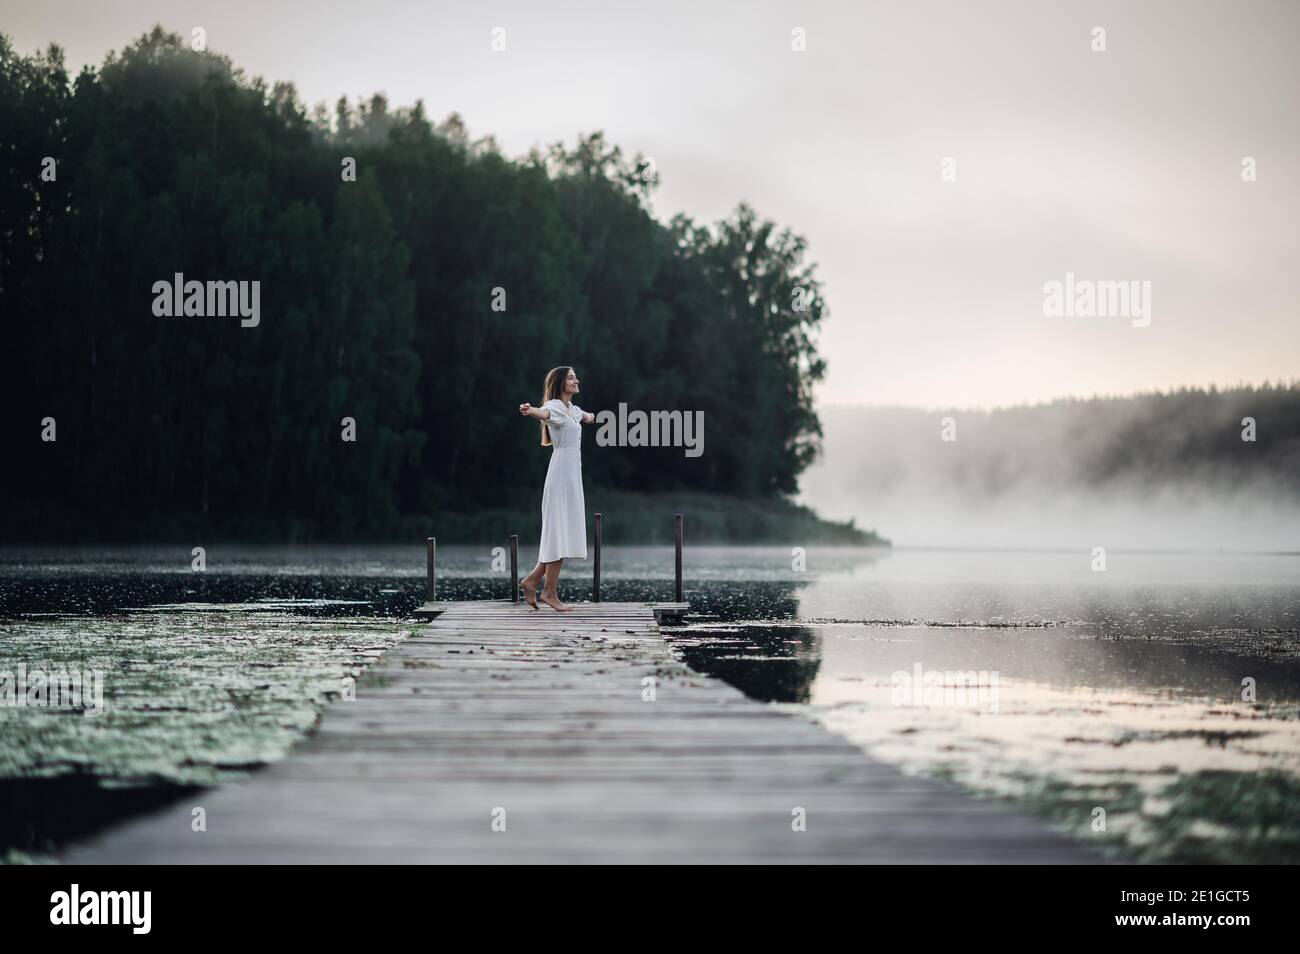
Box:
[799,385,1300,551]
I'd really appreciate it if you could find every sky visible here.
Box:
[5,0,1297,410]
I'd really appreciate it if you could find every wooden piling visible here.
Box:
[425,537,436,602]
[509,533,519,603]
[593,512,602,603]
[674,513,683,603]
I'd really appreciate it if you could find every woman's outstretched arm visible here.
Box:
[519,402,551,421]
[580,410,594,424]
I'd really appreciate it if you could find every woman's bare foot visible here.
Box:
[540,589,572,612]
[520,576,539,609]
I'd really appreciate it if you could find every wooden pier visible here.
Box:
[63,601,1097,864]
[419,513,692,622]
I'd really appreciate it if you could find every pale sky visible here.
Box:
[5,0,1297,409]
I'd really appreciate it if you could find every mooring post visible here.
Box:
[426,537,437,602]
[509,533,519,603]
[593,512,602,603]
[674,513,683,603]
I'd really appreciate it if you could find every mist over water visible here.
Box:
[3,544,1298,862]
[799,393,1300,551]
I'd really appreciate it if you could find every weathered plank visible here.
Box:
[63,602,1098,864]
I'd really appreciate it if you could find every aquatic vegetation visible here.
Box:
[0,611,408,787]
[1,546,1297,862]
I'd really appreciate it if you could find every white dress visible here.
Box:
[537,398,587,562]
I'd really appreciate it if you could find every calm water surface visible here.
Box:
[2,544,1297,862]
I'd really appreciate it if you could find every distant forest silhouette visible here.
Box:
[818,384,1300,497]
[804,383,1300,550]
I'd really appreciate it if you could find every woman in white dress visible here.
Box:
[517,366,593,611]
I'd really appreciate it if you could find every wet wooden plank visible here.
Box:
[63,602,1098,864]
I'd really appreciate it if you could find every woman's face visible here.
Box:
[564,369,580,395]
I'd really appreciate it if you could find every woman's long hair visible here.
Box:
[540,366,572,447]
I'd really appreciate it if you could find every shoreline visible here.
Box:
[1,490,887,548]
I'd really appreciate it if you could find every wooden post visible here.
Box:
[509,533,519,603]
[593,513,602,603]
[434,538,444,605]
[674,513,683,603]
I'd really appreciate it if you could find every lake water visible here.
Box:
[2,544,1297,862]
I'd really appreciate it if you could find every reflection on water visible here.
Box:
[671,624,823,704]
[2,544,1298,862]
[797,620,1300,862]
[667,549,1300,864]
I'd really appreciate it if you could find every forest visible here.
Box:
[0,28,869,544]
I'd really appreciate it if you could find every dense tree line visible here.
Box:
[1,28,830,540]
